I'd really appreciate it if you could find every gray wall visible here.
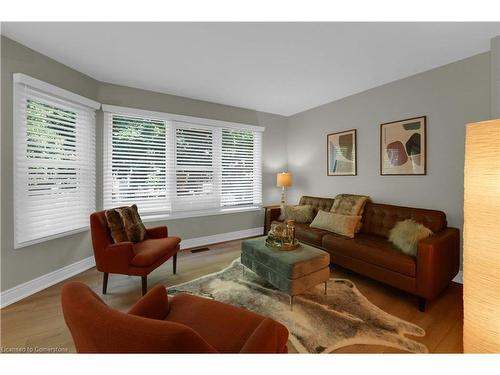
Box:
[287,52,492,268]
[491,36,500,118]
[1,36,287,291]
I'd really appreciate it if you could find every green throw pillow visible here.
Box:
[280,205,315,223]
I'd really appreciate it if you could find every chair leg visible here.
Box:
[418,297,426,312]
[102,273,109,294]
[173,253,177,275]
[141,276,147,296]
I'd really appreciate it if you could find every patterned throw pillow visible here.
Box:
[330,194,369,216]
[310,210,362,238]
[389,219,433,257]
[118,204,147,243]
[105,208,129,243]
[280,205,315,223]
[330,194,369,233]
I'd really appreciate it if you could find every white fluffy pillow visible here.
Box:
[389,219,433,257]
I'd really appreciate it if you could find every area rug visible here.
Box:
[168,258,428,353]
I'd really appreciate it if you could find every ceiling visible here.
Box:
[2,22,499,116]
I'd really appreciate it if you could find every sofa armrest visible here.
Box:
[239,318,289,353]
[416,227,460,299]
[103,242,134,273]
[265,206,282,234]
[128,285,170,320]
[146,226,168,239]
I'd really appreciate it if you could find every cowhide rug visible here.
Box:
[168,258,427,353]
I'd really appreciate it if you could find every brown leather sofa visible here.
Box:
[62,281,289,353]
[265,196,460,311]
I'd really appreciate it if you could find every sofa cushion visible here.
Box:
[361,202,447,238]
[273,221,331,247]
[299,196,335,215]
[322,233,416,277]
[132,237,181,267]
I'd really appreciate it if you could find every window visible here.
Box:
[221,129,262,207]
[102,105,264,217]
[172,124,219,211]
[14,74,99,248]
[103,114,169,214]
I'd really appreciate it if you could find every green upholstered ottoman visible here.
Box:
[241,236,330,309]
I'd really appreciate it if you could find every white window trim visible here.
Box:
[102,104,264,217]
[13,73,100,110]
[101,104,265,133]
[13,73,99,249]
[141,205,262,223]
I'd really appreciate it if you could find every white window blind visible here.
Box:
[102,105,264,216]
[171,123,220,211]
[13,74,98,248]
[221,129,262,207]
[103,113,170,214]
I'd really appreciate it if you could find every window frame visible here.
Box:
[13,73,100,249]
[101,104,265,219]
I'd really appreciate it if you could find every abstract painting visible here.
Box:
[327,129,357,176]
[380,116,426,175]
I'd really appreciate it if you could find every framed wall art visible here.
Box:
[327,129,357,176]
[380,116,426,175]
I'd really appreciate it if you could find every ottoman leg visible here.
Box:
[289,295,294,311]
[324,281,328,295]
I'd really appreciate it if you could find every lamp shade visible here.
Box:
[276,172,292,187]
[463,119,500,353]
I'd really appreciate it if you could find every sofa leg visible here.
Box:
[141,276,147,296]
[102,273,109,295]
[418,297,426,312]
[173,253,177,275]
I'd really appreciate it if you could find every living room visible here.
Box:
[1,1,500,373]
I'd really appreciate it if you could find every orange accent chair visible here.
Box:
[90,211,180,295]
[61,282,289,353]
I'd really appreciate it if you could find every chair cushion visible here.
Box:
[166,293,271,353]
[132,237,180,267]
[322,233,416,277]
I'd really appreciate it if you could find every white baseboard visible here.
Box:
[0,227,263,308]
[453,270,463,284]
[180,227,263,250]
[0,256,96,309]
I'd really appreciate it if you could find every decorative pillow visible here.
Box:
[280,205,315,223]
[330,194,369,233]
[310,210,362,238]
[389,219,433,257]
[105,208,129,243]
[117,204,147,243]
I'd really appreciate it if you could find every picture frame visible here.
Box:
[327,129,357,176]
[380,116,426,175]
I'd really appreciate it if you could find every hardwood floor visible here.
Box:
[0,238,463,353]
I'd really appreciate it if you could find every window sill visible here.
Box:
[15,226,89,249]
[141,206,263,223]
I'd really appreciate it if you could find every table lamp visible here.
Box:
[277,172,292,205]
[463,119,500,353]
